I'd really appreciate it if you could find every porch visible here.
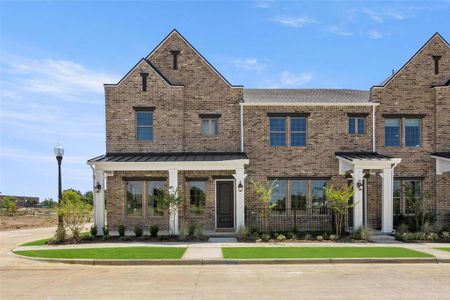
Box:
[88,152,249,235]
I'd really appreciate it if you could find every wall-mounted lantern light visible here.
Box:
[238,181,243,192]
[357,180,364,191]
[94,182,102,193]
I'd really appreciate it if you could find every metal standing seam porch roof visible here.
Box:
[431,152,450,160]
[335,152,394,161]
[88,152,248,163]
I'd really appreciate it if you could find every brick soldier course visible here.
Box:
[89,30,450,235]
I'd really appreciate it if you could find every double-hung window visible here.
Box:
[291,118,307,146]
[393,179,422,215]
[202,119,219,136]
[384,119,401,146]
[349,117,366,135]
[189,181,206,214]
[136,111,153,141]
[270,179,287,209]
[405,119,421,147]
[126,181,143,216]
[384,116,423,147]
[270,178,328,211]
[269,117,286,146]
[147,181,164,216]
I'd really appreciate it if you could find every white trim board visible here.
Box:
[431,155,450,175]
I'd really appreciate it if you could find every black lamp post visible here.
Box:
[54,143,64,228]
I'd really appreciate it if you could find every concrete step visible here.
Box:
[208,237,237,243]
[369,231,397,243]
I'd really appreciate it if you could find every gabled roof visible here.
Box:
[243,89,371,104]
[373,32,450,88]
[105,58,184,87]
[146,29,242,88]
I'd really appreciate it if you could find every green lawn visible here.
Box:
[222,247,433,259]
[14,247,186,259]
[436,248,450,253]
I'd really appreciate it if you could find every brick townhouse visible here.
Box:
[88,29,450,236]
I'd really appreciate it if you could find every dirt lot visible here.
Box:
[0,208,57,231]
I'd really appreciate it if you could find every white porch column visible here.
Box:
[233,168,247,231]
[352,168,364,231]
[93,169,105,236]
[168,169,179,235]
[381,168,394,233]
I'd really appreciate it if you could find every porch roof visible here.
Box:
[335,152,401,174]
[431,152,450,174]
[87,152,249,171]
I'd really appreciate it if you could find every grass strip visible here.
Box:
[222,247,433,259]
[436,248,450,253]
[20,231,91,247]
[15,247,186,260]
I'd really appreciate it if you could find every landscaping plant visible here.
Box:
[155,187,184,235]
[150,225,159,238]
[324,184,355,238]
[118,224,126,237]
[1,196,18,215]
[236,226,249,239]
[90,225,97,237]
[57,190,92,241]
[251,179,279,233]
[134,226,143,238]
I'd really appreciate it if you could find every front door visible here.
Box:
[216,181,234,229]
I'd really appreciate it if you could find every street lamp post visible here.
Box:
[54,143,64,228]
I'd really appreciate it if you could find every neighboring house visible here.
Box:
[88,30,450,235]
[0,195,39,208]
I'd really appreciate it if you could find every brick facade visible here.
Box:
[97,30,450,233]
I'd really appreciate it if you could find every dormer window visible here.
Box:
[140,72,149,91]
[432,55,442,75]
[170,50,180,70]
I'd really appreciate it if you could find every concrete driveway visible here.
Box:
[1,228,450,299]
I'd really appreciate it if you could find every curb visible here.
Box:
[12,252,445,265]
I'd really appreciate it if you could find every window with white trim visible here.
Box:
[201,118,219,136]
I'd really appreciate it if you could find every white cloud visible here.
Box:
[363,8,406,23]
[1,55,118,102]
[279,71,313,87]
[254,0,274,8]
[272,16,319,28]
[367,29,384,39]
[327,25,354,37]
[233,58,266,71]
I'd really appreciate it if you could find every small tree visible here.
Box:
[324,184,355,238]
[57,190,92,241]
[251,180,278,233]
[2,197,18,215]
[42,198,56,209]
[155,187,184,235]
[404,184,433,231]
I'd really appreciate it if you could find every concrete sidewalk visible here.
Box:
[13,241,450,262]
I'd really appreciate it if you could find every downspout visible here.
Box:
[372,104,376,153]
[240,102,244,152]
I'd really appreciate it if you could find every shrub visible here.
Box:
[352,227,371,241]
[304,234,312,241]
[441,231,450,239]
[178,224,188,240]
[427,232,439,241]
[118,224,126,237]
[329,234,337,241]
[250,227,259,235]
[396,223,409,235]
[276,234,286,242]
[119,236,132,241]
[102,226,109,237]
[90,225,97,237]
[236,226,249,239]
[422,221,436,234]
[251,231,260,241]
[134,226,143,238]
[322,232,329,240]
[188,224,196,236]
[286,232,296,240]
[57,190,92,241]
[2,197,18,215]
[261,233,271,242]
[194,225,204,239]
[316,235,324,241]
[149,225,159,237]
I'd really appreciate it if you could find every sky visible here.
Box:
[1,0,450,201]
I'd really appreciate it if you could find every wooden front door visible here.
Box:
[216,181,234,229]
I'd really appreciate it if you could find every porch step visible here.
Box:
[208,237,237,243]
[368,231,397,243]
